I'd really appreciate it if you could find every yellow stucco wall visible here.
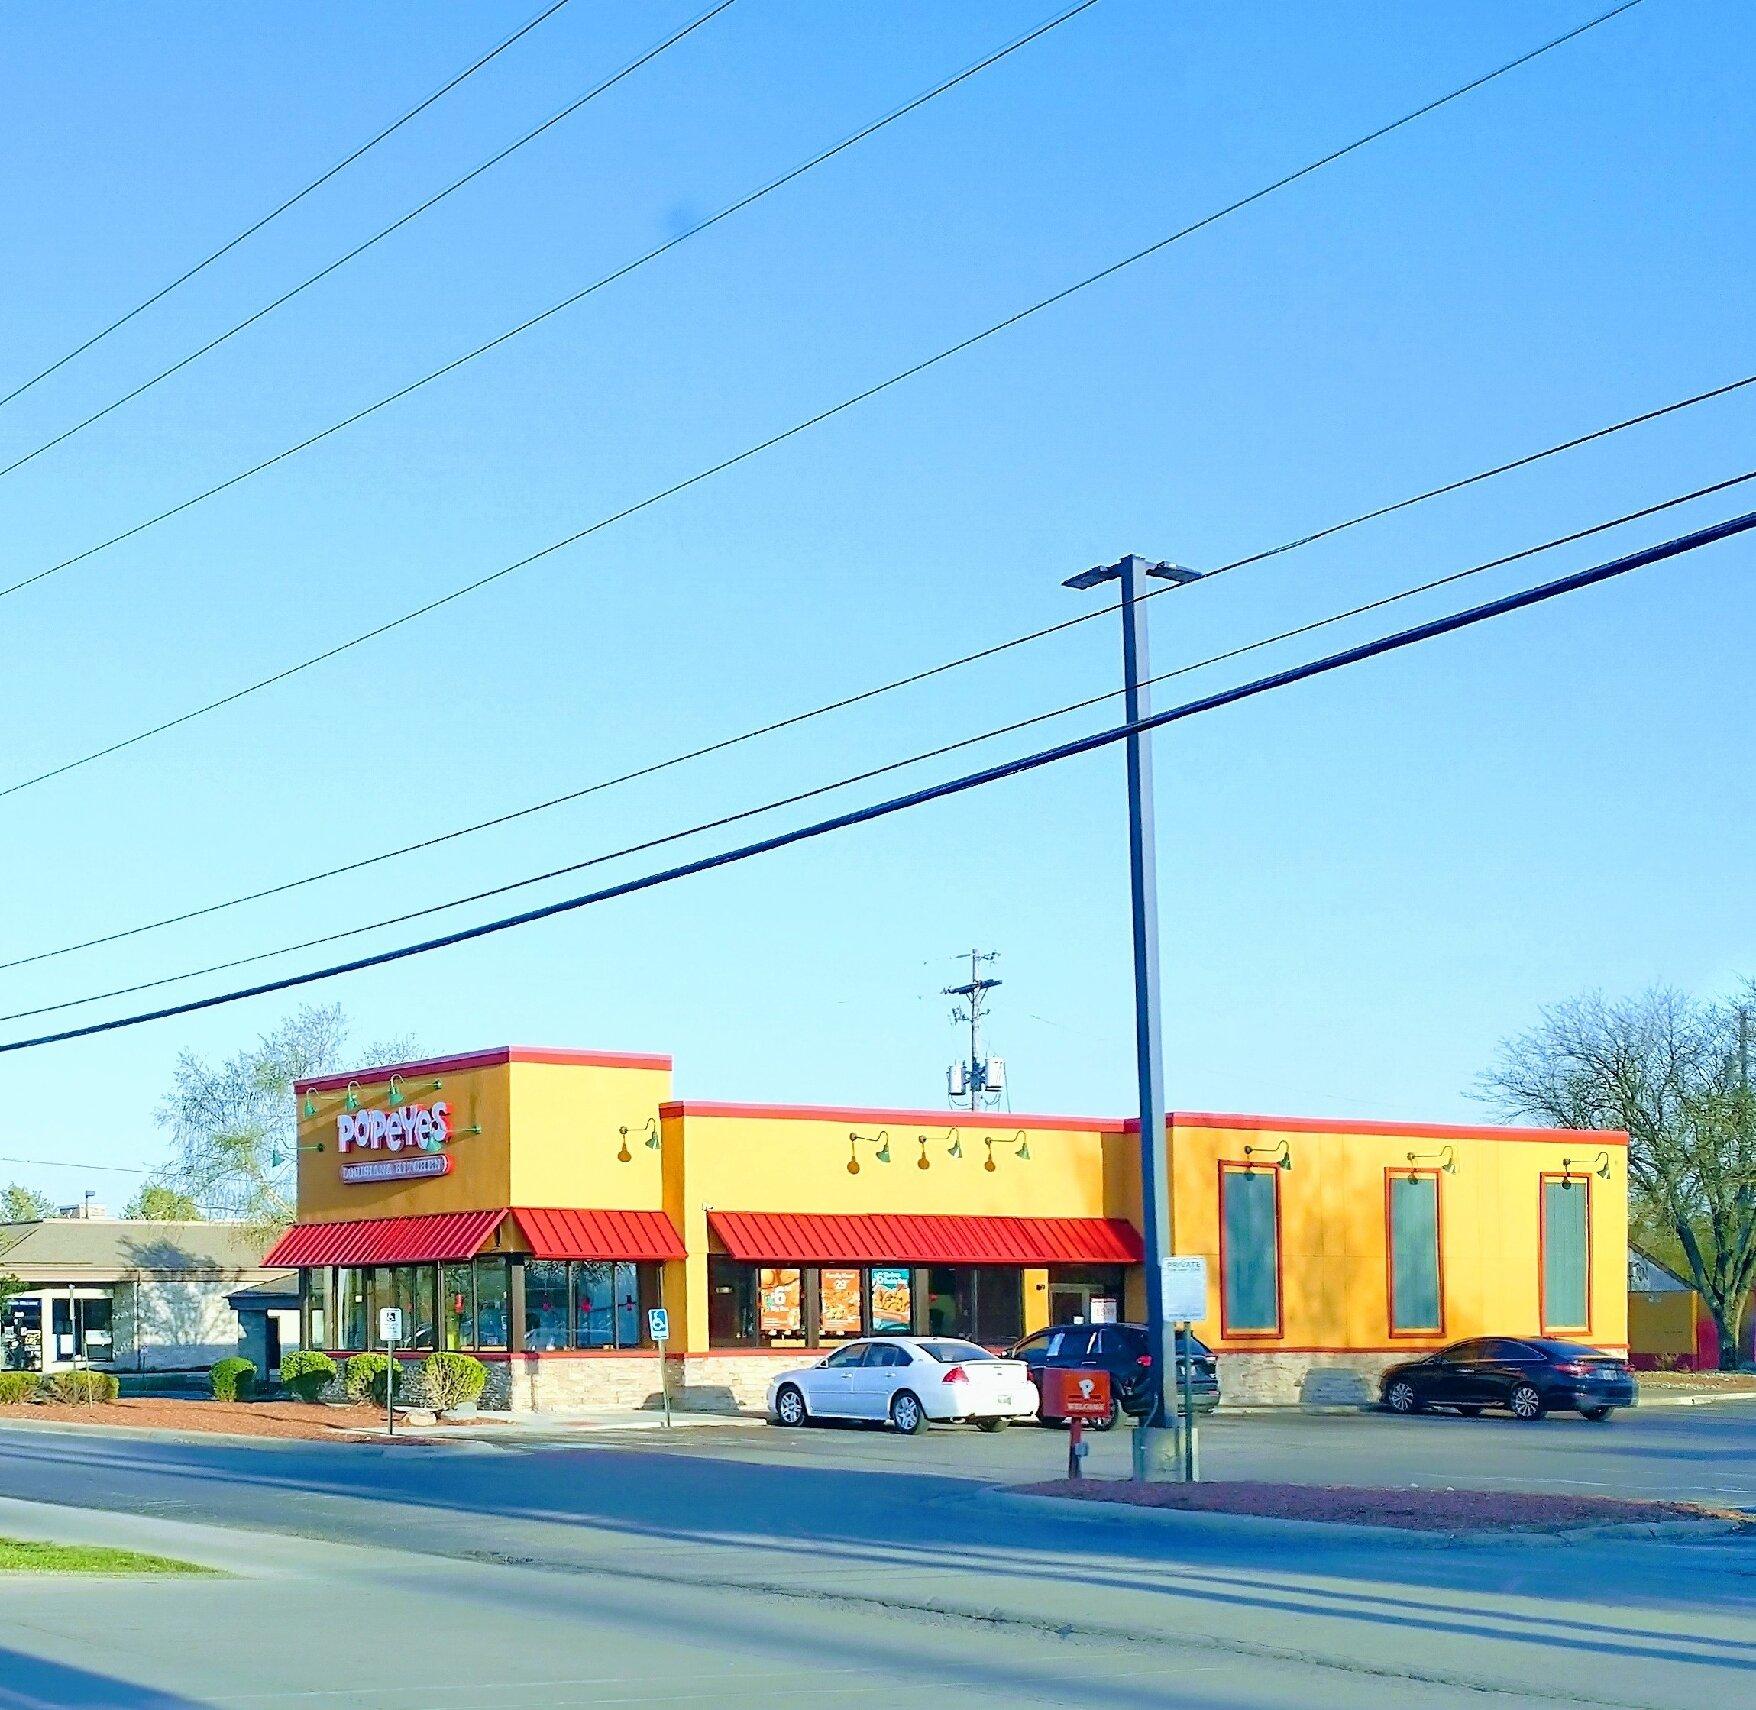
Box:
[1167,1118,1629,1353]
[1630,1290,1696,1362]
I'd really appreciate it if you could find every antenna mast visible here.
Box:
[944,948,1004,1110]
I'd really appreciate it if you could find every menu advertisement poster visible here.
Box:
[819,1268,862,1337]
[870,1267,912,1334]
[759,1268,802,1337]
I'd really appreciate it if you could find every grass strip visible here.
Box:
[0,1536,216,1575]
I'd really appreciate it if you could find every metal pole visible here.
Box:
[385,1329,395,1437]
[1179,1320,1198,1480]
[1115,555,1180,1483]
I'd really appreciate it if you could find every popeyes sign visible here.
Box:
[335,1102,458,1185]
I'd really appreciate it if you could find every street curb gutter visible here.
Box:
[978,1488,1749,1548]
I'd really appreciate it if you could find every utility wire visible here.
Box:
[0,0,739,485]
[7,396,1744,975]
[4,498,1743,1057]
[7,485,1748,1027]
[0,0,1098,609]
[0,0,1643,801]
[0,0,577,414]
[0,1153,152,1176]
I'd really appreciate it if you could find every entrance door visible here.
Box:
[1049,1284,1095,1325]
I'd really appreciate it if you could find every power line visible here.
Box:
[9,406,1746,977]
[10,488,1741,1032]
[0,0,1643,803]
[7,500,1743,1055]
[0,0,578,414]
[0,0,1099,610]
[0,1154,152,1177]
[0,0,739,485]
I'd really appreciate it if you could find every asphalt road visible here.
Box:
[0,1404,1752,1709]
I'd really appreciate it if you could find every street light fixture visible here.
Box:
[1063,553,1203,1483]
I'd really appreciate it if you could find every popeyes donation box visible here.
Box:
[1042,1367,1111,1420]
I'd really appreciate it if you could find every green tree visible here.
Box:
[155,1004,417,1245]
[122,1184,204,1221]
[1480,984,1756,1368]
[1,1183,54,1222]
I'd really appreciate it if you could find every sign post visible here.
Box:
[1159,1256,1207,1482]
[647,1306,671,1428]
[378,1306,403,1438]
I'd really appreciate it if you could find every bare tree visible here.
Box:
[1479,985,1756,1367]
[1,1184,54,1221]
[156,1004,418,1247]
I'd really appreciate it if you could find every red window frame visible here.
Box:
[1538,1172,1593,1335]
[1383,1168,1445,1338]
[1216,1160,1284,1339]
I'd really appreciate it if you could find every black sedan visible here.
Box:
[1380,1337,1637,1422]
[1007,1321,1220,1429]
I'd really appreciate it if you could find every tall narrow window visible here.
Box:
[1387,1172,1442,1334]
[1219,1165,1282,1335]
[1541,1175,1591,1331]
[473,1258,509,1350]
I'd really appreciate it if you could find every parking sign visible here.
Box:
[378,1306,404,1343]
[647,1307,670,1343]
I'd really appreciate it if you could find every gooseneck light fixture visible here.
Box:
[1562,1150,1613,1182]
[1403,1144,1457,1182]
[643,1117,661,1151]
[945,1128,963,1160]
[343,1080,361,1113]
[982,1132,1030,1172]
[1243,1137,1293,1172]
[387,1074,407,1109]
[846,1129,891,1174]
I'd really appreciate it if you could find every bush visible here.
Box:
[421,1352,487,1411]
[343,1353,400,1406]
[280,1349,337,1403]
[0,1371,40,1404]
[209,1357,256,1401]
[41,1370,118,1404]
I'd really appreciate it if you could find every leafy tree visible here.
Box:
[0,1271,24,1307]
[122,1184,204,1221]
[1480,984,1756,1367]
[1,1184,54,1222]
[155,1004,417,1245]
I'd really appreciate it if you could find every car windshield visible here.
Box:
[917,1340,994,1363]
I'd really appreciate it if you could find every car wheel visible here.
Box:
[1385,1380,1422,1415]
[1086,1397,1121,1432]
[1510,1383,1547,1422]
[977,1417,1007,1433]
[889,1390,926,1435]
[773,1384,807,1428]
[1579,1405,1613,1422]
[1456,1406,1482,1418]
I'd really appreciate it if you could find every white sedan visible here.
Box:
[766,1336,1038,1434]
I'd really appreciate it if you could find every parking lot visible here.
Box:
[568,1396,1756,1507]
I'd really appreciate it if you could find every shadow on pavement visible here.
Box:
[0,1647,214,1709]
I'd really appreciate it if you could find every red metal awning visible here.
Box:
[706,1212,1142,1266]
[512,1207,685,1262]
[263,1209,505,1268]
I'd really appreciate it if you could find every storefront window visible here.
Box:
[305,1269,331,1352]
[338,1267,369,1351]
[708,1259,808,1348]
[613,1262,642,1348]
[441,1263,472,1351]
[524,1260,569,1350]
[927,1267,1024,1345]
[818,1268,863,1341]
[573,1261,613,1348]
[868,1267,912,1335]
[474,1258,509,1349]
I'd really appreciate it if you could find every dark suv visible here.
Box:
[1007,1322,1220,1429]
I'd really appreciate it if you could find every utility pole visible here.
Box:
[1063,554,1202,1483]
[945,949,1003,1110]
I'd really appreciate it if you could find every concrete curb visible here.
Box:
[1635,1390,1756,1408]
[979,1486,1750,1548]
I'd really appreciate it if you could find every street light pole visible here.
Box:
[1063,553,1200,1482]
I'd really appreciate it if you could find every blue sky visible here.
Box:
[1,0,1751,1201]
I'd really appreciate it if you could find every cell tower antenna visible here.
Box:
[944,948,1004,1110]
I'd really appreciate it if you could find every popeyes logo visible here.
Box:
[336,1102,451,1154]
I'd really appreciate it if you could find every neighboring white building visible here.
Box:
[0,1219,289,1374]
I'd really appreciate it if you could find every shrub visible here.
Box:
[209,1357,256,1401]
[41,1370,118,1404]
[0,1371,40,1404]
[421,1352,487,1411]
[280,1349,337,1403]
[344,1353,400,1406]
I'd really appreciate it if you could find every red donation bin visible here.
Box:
[1042,1367,1111,1420]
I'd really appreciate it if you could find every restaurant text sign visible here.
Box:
[336,1101,451,1153]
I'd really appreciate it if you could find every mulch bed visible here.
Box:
[1,1399,394,1441]
[1016,1478,1749,1531]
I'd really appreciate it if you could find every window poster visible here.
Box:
[820,1268,862,1337]
[870,1267,912,1334]
[759,1268,802,1338]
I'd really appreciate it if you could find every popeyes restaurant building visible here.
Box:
[269,1045,1629,1412]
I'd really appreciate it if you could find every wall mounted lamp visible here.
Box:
[983,1131,1030,1172]
[1562,1150,1613,1182]
[1404,1144,1457,1181]
[343,1081,361,1113]
[1243,1138,1293,1172]
[387,1074,407,1109]
[945,1128,963,1160]
[847,1130,891,1174]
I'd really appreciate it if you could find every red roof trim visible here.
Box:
[1155,1112,1630,1146]
[511,1207,685,1262]
[706,1211,1142,1266]
[263,1209,505,1267]
[660,1101,1127,1134]
[295,1045,671,1094]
